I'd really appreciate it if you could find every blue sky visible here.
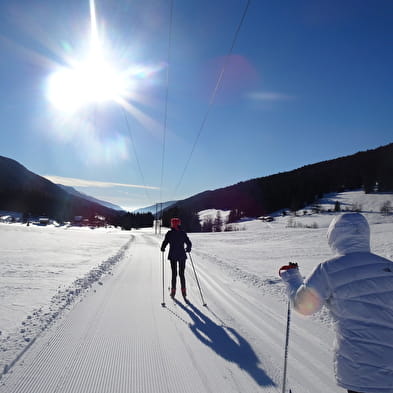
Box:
[0,0,392,211]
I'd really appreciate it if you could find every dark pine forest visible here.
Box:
[162,143,393,231]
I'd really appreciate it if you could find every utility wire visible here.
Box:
[159,0,174,217]
[172,0,251,198]
[122,107,153,207]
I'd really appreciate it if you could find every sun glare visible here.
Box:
[41,0,168,167]
[46,0,132,113]
[44,0,167,143]
[47,52,130,112]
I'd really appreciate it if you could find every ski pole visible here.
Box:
[188,252,207,306]
[282,299,292,393]
[161,252,166,307]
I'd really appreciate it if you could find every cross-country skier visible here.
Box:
[161,217,192,298]
[279,212,393,393]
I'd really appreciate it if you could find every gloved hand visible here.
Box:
[279,262,301,282]
[186,247,191,253]
[161,247,165,252]
[279,262,303,300]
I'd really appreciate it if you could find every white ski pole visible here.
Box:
[279,262,298,393]
[282,299,292,393]
[188,252,207,306]
[161,252,166,307]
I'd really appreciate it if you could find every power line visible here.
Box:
[172,0,252,198]
[159,0,174,216]
[122,107,153,208]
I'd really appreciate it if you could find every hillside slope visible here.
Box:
[57,184,124,211]
[162,143,393,227]
[0,156,120,222]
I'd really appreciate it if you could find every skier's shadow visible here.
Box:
[176,300,276,387]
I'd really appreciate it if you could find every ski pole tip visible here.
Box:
[161,302,166,307]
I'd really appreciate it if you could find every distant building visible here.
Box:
[39,217,50,226]
[72,215,106,227]
[91,215,106,227]
[259,216,274,222]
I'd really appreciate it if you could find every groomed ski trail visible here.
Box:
[0,232,341,393]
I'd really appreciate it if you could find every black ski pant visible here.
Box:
[170,259,186,290]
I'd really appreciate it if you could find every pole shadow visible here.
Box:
[176,300,276,387]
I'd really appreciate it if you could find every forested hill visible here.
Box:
[0,156,123,222]
[162,143,393,228]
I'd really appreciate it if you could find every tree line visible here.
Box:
[115,212,154,230]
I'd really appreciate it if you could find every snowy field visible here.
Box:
[0,190,392,392]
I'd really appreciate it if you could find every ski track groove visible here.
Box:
[167,310,214,393]
[59,268,118,393]
[13,304,103,393]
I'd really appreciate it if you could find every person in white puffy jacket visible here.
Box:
[280,212,393,393]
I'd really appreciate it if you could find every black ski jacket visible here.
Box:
[161,228,192,261]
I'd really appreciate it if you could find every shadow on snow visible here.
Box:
[175,300,276,388]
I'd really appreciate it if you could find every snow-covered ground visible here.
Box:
[0,224,133,372]
[0,190,392,392]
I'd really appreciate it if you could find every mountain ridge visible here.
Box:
[1,143,392,228]
[0,156,122,222]
[57,184,124,212]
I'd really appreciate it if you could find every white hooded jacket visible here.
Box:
[283,213,393,393]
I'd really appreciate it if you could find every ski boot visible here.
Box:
[170,288,176,298]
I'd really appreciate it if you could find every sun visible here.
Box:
[46,0,131,113]
[47,51,130,112]
[44,0,167,135]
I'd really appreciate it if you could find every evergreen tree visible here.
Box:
[228,209,241,223]
[202,216,213,232]
[213,211,223,232]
